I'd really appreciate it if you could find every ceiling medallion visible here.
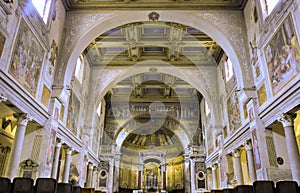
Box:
[149,67,158,72]
[148,11,160,21]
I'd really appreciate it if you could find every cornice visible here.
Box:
[62,0,247,11]
[0,70,50,126]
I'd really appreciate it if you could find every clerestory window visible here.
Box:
[260,0,281,18]
[32,0,52,23]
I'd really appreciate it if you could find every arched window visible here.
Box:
[224,57,233,82]
[97,101,102,117]
[260,0,281,18]
[75,55,84,84]
[205,100,210,116]
[32,0,52,23]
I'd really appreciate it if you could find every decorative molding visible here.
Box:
[260,80,300,127]
[63,0,247,10]
[13,113,32,125]
[93,68,125,103]
[277,113,293,128]
[195,12,251,83]
[0,0,12,15]
[57,12,115,83]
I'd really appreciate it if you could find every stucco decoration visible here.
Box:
[55,10,251,91]
[56,12,115,82]
[195,12,251,83]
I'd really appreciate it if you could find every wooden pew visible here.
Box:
[82,187,95,193]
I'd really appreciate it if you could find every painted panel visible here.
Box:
[41,85,50,108]
[264,14,300,95]
[251,129,261,170]
[67,92,80,135]
[227,89,241,133]
[9,19,45,97]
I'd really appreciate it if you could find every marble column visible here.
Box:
[86,164,94,187]
[108,158,115,193]
[233,149,243,185]
[245,141,256,184]
[113,153,121,192]
[62,147,72,183]
[278,113,300,184]
[138,163,143,190]
[92,167,98,187]
[51,140,62,179]
[5,113,31,179]
[161,163,166,190]
[211,165,217,189]
[190,159,196,192]
[184,154,191,193]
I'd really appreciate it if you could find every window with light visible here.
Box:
[225,57,234,82]
[75,55,84,84]
[260,0,281,18]
[97,102,102,117]
[205,100,210,116]
[32,0,52,23]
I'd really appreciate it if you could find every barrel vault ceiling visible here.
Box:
[65,1,248,150]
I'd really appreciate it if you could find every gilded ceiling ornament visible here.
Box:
[148,12,160,21]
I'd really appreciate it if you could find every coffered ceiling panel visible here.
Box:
[84,21,223,67]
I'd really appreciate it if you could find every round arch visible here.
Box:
[59,10,249,91]
[57,10,252,129]
[93,62,215,122]
[114,114,191,153]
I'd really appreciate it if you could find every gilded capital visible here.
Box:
[0,94,8,103]
[13,113,32,126]
[233,149,241,157]
[245,140,253,150]
[277,113,293,127]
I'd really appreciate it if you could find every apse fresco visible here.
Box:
[9,19,45,97]
[264,14,300,95]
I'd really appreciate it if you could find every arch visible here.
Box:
[57,10,251,91]
[144,159,161,164]
[114,115,191,153]
[92,62,218,125]
[56,10,252,129]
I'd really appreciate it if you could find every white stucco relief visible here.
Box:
[92,68,125,103]
[56,13,115,83]
[182,68,221,124]
[56,11,252,90]
[195,12,252,85]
